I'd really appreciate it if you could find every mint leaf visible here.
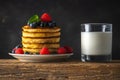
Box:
[28,15,40,24]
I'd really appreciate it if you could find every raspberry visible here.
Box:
[64,46,73,53]
[15,48,24,54]
[57,47,66,54]
[41,13,52,22]
[12,48,16,53]
[40,47,50,55]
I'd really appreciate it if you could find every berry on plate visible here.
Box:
[57,47,66,54]
[41,13,52,22]
[24,52,30,54]
[12,48,16,53]
[40,47,50,55]
[15,48,24,54]
[64,46,73,53]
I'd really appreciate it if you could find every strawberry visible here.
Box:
[64,46,73,53]
[40,47,50,55]
[57,47,66,54]
[41,13,52,22]
[15,48,24,54]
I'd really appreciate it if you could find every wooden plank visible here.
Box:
[0,59,120,80]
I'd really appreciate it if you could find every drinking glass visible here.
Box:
[81,23,112,62]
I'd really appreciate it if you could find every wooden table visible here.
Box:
[0,59,120,80]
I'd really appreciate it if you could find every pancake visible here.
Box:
[22,25,61,54]
[22,37,60,43]
[23,25,61,32]
[22,31,60,38]
[23,48,57,53]
[22,43,60,49]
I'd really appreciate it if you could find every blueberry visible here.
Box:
[48,22,53,27]
[28,21,40,28]
[48,21,57,27]
[24,52,30,54]
[40,22,48,27]
[29,22,38,28]
[52,21,57,26]
[40,22,44,27]
[37,21,41,26]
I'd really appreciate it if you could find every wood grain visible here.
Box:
[0,59,120,80]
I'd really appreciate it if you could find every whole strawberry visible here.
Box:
[40,47,50,55]
[57,47,67,54]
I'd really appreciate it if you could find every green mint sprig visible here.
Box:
[28,15,40,24]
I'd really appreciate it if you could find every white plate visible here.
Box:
[8,53,73,62]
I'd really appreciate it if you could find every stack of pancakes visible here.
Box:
[22,25,61,54]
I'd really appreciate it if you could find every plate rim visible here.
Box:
[8,53,73,57]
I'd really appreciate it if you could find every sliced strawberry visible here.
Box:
[40,47,50,55]
[64,46,73,53]
[41,13,52,22]
[15,48,24,54]
[57,47,66,54]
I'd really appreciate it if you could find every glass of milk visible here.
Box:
[81,23,112,62]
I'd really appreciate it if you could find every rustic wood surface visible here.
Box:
[0,59,120,80]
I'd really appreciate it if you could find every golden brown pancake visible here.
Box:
[22,43,60,49]
[22,31,60,38]
[23,25,60,32]
[22,37,60,43]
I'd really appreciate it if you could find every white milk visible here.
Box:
[81,32,112,55]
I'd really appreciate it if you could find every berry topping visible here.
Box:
[40,21,44,27]
[52,21,57,26]
[46,21,56,27]
[15,48,24,54]
[27,15,40,28]
[12,48,16,53]
[57,47,66,54]
[41,13,52,22]
[48,22,53,27]
[40,47,50,55]
[12,44,23,53]
[64,46,73,53]
[40,22,48,27]
[28,22,40,28]
[24,52,30,54]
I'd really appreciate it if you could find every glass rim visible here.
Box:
[81,23,112,26]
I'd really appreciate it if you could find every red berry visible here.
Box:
[40,47,50,55]
[12,48,16,53]
[64,46,73,53]
[57,47,66,54]
[41,13,52,22]
[15,48,24,54]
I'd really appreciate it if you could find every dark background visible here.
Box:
[0,0,120,59]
